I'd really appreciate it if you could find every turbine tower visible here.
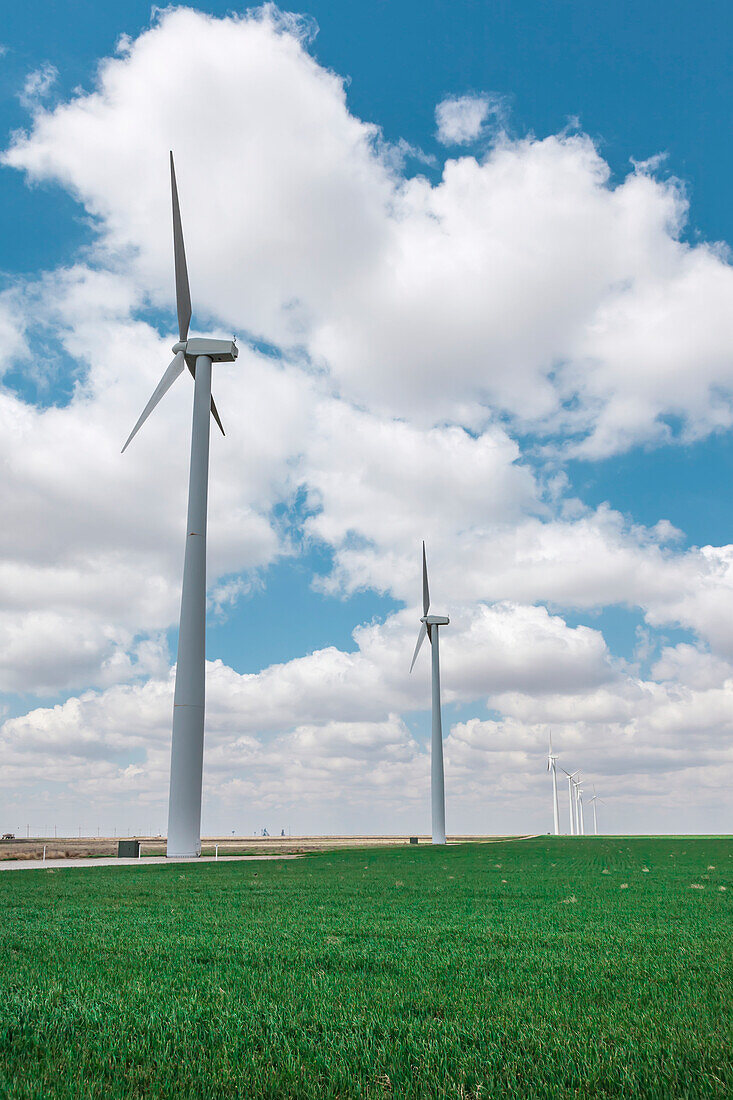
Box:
[576,783,585,835]
[547,734,560,835]
[123,153,237,859]
[410,542,449,845]
[563,769,579,835]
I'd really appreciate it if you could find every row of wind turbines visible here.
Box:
[123,154,598,856]
[547,739,605,835]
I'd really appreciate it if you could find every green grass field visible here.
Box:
[0,837,730,1098]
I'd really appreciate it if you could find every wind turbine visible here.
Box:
[576,784,585,836]
[409,542,450,845]
[123,153,238,859]
[562,769,579,835]
[588,786,604,835]
[547,734,560,835]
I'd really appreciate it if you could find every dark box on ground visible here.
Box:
[410,837,419,845]
[118,839,140,858]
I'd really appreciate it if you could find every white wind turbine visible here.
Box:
[562,769,579,835]
[410,542,450,845]
[547,734,560,835]
[588,786,604,835]
[123,153,238,859]
[576,783,585,836]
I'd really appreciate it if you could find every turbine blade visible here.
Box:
[422,541,430,617]
[210,395,225,436]
[122,351,185,453]
[409,622,427,673]
[170,151,192,342]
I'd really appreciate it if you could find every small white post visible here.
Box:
[215,844,219,860]
[138,843,142,860]
[42,846,46,863]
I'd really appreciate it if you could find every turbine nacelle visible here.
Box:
[172,338,238,363]
[422,614,450,626]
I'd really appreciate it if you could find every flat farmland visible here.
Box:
[0,834,515,862]
[0,837,730,1098]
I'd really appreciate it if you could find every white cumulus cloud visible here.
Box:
[5,8,733,453]
[435,93,501,145]
[18,62,58,110]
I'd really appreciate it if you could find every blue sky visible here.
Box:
[1,2,732,836]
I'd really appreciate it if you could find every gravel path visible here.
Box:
[0,854,299,872]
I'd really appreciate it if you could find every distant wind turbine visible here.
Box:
[563,769,579,835]
[123,153,238,859]
[576,785,585,836]
[410,542,450,845]
[547,734,560,835]
[588,786,604,835]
